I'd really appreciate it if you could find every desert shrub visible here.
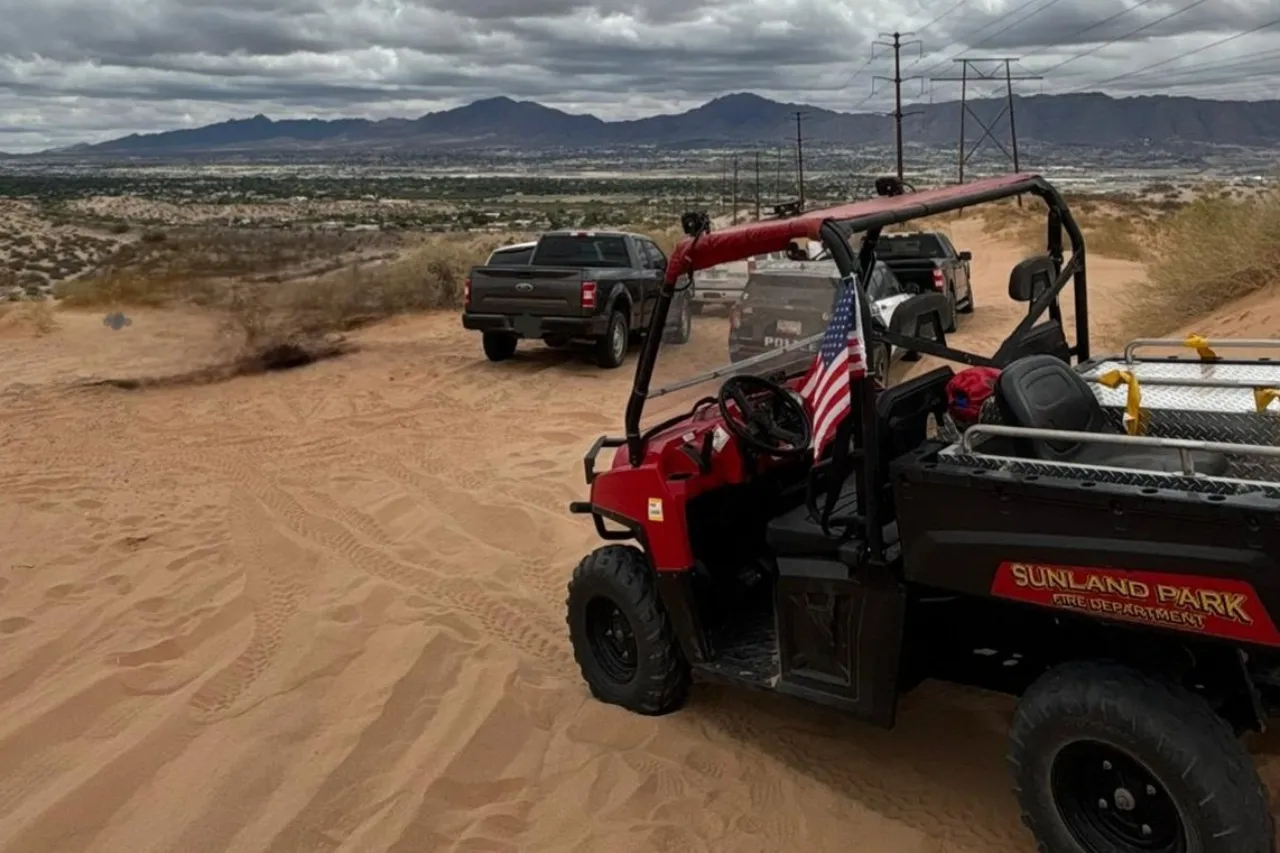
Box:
[0,298,57,335]
[1117,191,1280,339]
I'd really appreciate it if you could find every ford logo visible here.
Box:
[515,282,534,293]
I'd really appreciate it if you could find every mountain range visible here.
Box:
[38,92,1280,156]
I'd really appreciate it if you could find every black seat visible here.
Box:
[766,367,953,556]
[996,354,1228,476]
[767,477,860,556]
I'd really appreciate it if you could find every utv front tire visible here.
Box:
[595,310,628,369]
[482,332,517,362]
[566,545,690,715]
[1010,661,1273,853]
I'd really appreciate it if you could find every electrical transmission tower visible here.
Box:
[931,58,1042,185]
[872,31,923,182]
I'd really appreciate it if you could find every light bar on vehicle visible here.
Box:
[581,281,597,309]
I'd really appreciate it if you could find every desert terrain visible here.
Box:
[1,194,1279,853]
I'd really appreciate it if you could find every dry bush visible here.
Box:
[0,299,58,336]
[58,230,507,373]
[1117,192,1280,339]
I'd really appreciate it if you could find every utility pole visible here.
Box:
[872,31,923,182]
[774,146,782,204]
[720,159,728,212]
[793,110,807,209]
[731,155,739,224]
[754,150,761,220]
[931,58,1041,186]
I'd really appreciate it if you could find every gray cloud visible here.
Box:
[0,0,1277,151]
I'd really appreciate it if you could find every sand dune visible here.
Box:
[1,224,1278,853]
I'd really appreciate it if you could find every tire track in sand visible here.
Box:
[206,453,570,670]
[187,488,321,720]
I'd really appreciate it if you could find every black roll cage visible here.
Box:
[622,175,1088,564]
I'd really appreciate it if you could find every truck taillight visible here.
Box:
[581,281,597,308]
[932,269,944,289]
[464,277,471,306]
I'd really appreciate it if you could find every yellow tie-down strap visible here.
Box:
[1097,369,1150,435]
[1183,334,1218,361]
[1254,387,1280,414]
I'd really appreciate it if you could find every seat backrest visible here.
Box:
[994,319,1070,365]
[995,354,1109,461]
[877,366,954,458]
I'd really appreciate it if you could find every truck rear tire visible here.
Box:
[663,296,692,345]
[959,283,975,314]
[482,332,517,362]
[944,284,958,333]
[566,545,690,715]
[595,310,628,368]
[1010,661,1273,853]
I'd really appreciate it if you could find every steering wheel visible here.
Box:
[717,374,813,459]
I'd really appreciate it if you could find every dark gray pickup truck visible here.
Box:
[877,231,974,332]
[462,230,691,368]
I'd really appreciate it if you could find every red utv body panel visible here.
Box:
[589,383,804,571]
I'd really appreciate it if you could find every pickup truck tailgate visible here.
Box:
[882,259,942,294]
[469,267,588,316]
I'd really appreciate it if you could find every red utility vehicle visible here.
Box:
[566,174,1280,853]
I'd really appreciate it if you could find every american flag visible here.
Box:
[798,275,867,460]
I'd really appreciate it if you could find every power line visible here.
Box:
[1049,0,1161,49]
[917,0,1070,78]
[1137,46,1280,83]
[912,0,977,38]
[1037,0,1214,75]
[1076,17,1280,91]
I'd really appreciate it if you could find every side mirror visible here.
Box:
[958,250,972,261]
[1008,255,1056,302]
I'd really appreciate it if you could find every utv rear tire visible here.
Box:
[566,545,690,715]
[1010,661,1273,853]
[596,310,628,369]
[483,333,517,362]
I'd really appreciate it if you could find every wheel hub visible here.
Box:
[1051,740,1185,852]
[612,322,625,358]
[585,596,638,683]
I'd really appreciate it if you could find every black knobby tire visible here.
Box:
[482,332,517,362]
[1010,661,1274,853]
[944,283,959,332]
[566,545,691,715]
[595,309,628,368]
[664,296,692,345]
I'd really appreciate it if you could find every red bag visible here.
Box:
[947,367,1002,424]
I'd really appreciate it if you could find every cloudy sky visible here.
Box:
[0,0,1276,151]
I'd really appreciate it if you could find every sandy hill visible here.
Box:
[0,223,1277,853]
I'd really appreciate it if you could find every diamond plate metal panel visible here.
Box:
[1083,359,1280,413]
